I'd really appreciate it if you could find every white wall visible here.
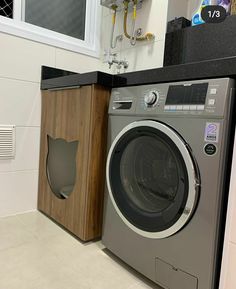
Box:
[167,0,189,21]
[100,0,206,74]
[219,131,236,289]
[100,0,169,73]
[0,32,102,217]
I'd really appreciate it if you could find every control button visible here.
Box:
[144,91,159,106]
[208,99,216,106]
[176,105,183,110]
[183,105,190,110]
[197,105,205,111]
[190,105,197,111]
[204,144,217,156]
[210,88,217,95]
[170,105,177,111]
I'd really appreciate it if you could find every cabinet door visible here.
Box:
[38,86,92,238]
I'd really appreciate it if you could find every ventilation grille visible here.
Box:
[0,125,15,159]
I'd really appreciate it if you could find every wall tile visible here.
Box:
[120,40,165,73]
[0,78,41,127]
[101,0,168,52]
[102,6,111,18]
[0,170,38,217]
[0,32,55,82]
[0,127,40,173]
[101,13,123,53]
[55,48,102,74]
[219,131,236,289]
[100,0,168,74]
[121,0,168,50]
[223,243,236,289]
[167,0,189,21]
[230,202,236,245]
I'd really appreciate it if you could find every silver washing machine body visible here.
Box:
[102,78,235,289]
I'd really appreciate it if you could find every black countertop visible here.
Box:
[41,56,236,90]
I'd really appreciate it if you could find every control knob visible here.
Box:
[144,91,159,106]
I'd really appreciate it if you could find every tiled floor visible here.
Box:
[0,211,159,289]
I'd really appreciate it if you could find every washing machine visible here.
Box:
[102,78,235,289]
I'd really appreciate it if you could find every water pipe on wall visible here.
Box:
[123,0,155,46]
[110,5,123,49]
[101,0,155,48]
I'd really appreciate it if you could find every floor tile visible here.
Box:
[0,276,38,289]
[0,211,160,289]
[0,215,36,251]
[16,211,65,240]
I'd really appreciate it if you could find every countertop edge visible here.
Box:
[41,57,236,90]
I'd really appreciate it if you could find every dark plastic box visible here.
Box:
[164,15,236,66]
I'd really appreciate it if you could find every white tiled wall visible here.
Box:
[167,0,189,21]
[0,31,102,217]
[0,33,55,82]
[100,0,202,74]
[0,128,40,173]
[0,79,41,126]
[219,130,236,289]
[100,0,168,73]
[55,48,102,74]
[224,243,236,289]
[0,171,39,217]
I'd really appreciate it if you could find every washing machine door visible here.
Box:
[106,120,200,239]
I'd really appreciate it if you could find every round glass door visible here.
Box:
[106,120,200,239]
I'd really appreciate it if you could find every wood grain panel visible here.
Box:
[38,90,53,215]
[38,86,92,238]
[84,85,110,240]
[38,85,110,241]
[50,86,92,238]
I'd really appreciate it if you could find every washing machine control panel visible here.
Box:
[109,78,234,118]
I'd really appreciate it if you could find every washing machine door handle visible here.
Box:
[106,120,200,239]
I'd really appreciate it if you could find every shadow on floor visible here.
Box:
[102,248,163,289]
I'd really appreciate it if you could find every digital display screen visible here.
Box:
[166,83,208,105]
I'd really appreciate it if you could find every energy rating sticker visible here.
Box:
[204,123,220,143]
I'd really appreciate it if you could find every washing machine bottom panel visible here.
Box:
[102,195,217,289]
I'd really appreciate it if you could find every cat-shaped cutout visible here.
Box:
[46,135,79,199]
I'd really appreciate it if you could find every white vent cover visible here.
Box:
[0,125,15,159]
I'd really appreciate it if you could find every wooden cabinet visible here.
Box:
[38,84,110,241]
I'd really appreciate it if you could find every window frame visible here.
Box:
[0,0,101,57]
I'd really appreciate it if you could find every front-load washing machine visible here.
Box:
[102,78,235,289]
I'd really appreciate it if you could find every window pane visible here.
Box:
[24,0,86,40]
[0,0,13,18]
